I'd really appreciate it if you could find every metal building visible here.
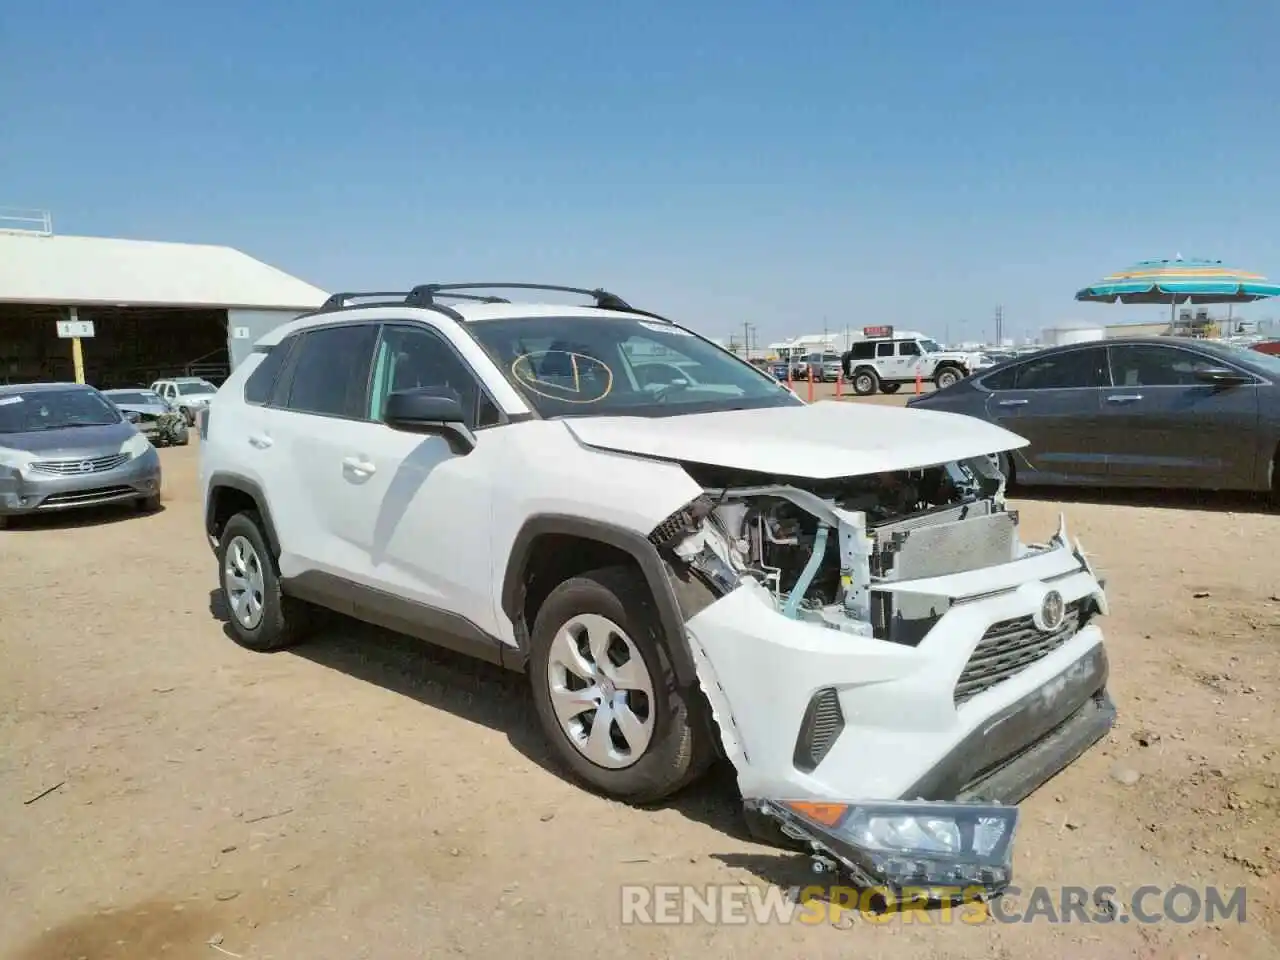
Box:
[0,213,325,387]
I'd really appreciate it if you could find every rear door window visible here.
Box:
[281,324,379,419]
[1010,346,1109,390]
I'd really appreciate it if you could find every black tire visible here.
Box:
[880,382,902,394]
[528,565,713,803]
[136,493,162,513]
[216,511,311,652]
[179,406,195,426]
[934,365,963,389]
[998,452,1016,488]
[852,368,879,396]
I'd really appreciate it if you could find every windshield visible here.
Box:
[0,388,122,433]
[109,391,164,405]
[176,380,217,396]
[466,315,802,418]
[920,339,943,354]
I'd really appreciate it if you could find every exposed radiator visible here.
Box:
[871,503,1017,582]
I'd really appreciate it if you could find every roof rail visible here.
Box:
[319,290,511,312]
[319,291,410,311]
[317,282,676,325]
[406,283,633,311]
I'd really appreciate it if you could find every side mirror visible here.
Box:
[383,388,477,455]
[1193,366,1251,387]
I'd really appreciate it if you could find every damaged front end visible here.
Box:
[649,453,1111,894]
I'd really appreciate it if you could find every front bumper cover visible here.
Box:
[904,642,1114,803]
[741,647,1115,894]
[0,448,162,516]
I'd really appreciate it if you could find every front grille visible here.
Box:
[31,453,130,475]
[954,601,1086,706]
[793,687,845,772]
[39,485,136,507]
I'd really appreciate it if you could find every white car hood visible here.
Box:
[562,401,1028,480]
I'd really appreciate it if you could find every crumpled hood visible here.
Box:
[562,401,1027,479]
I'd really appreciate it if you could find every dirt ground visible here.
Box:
[2,401,1278,959]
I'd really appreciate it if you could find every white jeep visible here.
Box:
[198,284,1114,886]
[843,333,987,395]
[151,377,220,425]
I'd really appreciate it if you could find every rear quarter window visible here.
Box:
[243,338,295,405]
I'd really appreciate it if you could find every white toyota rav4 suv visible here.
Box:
[199,284,1115,887]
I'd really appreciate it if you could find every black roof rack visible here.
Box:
[317,282,674,324]
[319,290,510,312]
[405,283,634,311]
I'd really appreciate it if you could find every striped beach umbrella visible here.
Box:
[1076,256,1280,329]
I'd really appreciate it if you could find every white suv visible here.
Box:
[152,377,219,425]
[843,335,987,395]
[199,284,1114,884]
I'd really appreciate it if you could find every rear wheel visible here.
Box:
[852,368,879,396]
[528,565,712,803]
[217,511,312,652]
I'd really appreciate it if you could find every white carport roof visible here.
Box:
[0,232,327,310]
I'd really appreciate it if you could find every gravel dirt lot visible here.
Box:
[3,399,1278,959]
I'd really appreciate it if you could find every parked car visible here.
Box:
[151,377,219,425]
[842,335,986,395]
[200,282,1113,888]
[0,382,162,527]
[908,337,1280,495]
[103,388,189,446]
[1252,339,1280,357]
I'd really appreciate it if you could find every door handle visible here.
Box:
[1106,394,1144,403]
[248,434,273,449]
[997,398,1028,407]
[342,456,377,476]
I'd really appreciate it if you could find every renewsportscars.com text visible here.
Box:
[620,883,1248,926]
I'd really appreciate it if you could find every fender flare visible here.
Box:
[205,472,282,558]
[500,514,698,687]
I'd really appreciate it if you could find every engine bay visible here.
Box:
[654,456,1016,641]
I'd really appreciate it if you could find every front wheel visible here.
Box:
[852,369,879,396]
[528,566,712,803]
[934,366,963,389]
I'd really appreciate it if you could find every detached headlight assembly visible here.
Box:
[752,798,1018,893]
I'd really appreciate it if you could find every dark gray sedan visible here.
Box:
[907,337,1280,495]
[0,382,163,526]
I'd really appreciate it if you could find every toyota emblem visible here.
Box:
[1034,589,1066,632]
[79,460,93,473]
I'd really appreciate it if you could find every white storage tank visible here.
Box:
[1041,322,1106,346]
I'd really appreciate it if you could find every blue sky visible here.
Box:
[3,0,1277,343]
